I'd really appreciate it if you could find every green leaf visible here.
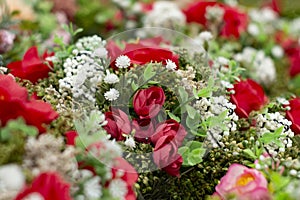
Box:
[167,111,180,122]
[178,86,188,103]
[260,126,283,145]
[131,82,138,91]
[178,146,189,166]
[186,105,197,119]
[187,148,205,166]
[143,64,155,80]
[243,149,257,159]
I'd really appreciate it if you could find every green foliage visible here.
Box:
[179,141,205,166]
[0,118,37,165]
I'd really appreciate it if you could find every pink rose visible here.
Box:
[132,118,156,143]
[215,164,270,200]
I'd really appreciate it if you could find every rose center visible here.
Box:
[0,95,4,101]
[236,173,255,187]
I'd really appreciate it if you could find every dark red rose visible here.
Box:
[151,119,187,146]
[286,98,300,135]
[7,46,54,83]
[103,108,132,141]
[153,135,183,177]
[132,118,156,143]
[133,86,165,119]
[0,74,58,133]
[107,38,179,70]
[15,172,71,200]
[221,6,248,38]
[183,1,220,25]
[289,50,300,77]
[230,79,268,118]
[65,130,78,145]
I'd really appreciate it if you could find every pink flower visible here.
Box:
[215,164,270,200]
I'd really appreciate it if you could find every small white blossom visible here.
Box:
[271,45,284,58]
[217,57,229,65]
[109,179,128,199]
[124,136,136,149]
[22,193,45,200]
[221,80,234,89]
[290,169,298,176]
[84,176,102,199]
[104,71,119,84]
[198,31,213,42]
[116,55,131,69]
[165,59,177,71]
[0,164,25,193]
[248,23,260,36]
[104,88,120,101]
[205,5,225,22]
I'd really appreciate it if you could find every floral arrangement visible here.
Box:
[1,0,300,200]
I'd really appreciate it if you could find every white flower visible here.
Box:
[198,31,213,42]
[165,59,177,71]
[0,164,25,192]
[221,80,234,89]
[205,5,225,22]
[124,136,136,149]
[248,23,260,36]
[104,88,120,101]
[116,55,131,69]
[271,45,284,58]
[84,176,102,199]
[109,179,128,199]
[217,57,229,65]
[104,71,119,84]
[22,192,44,200]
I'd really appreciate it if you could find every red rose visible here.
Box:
[107,38,179,69]
[15,172,72,200]
[183,1,220,25]
[7,46,54,83]
[65,130,78,145]
[286,98,300,135]
[153,135,183,177]
[184,1,248,38]
[103,108,132,141]
[289,50,300,77]
[132,118,156,143]
[263,0,281,14]
[21,100,59,133]
[151,119,187,146]
[230,79,268,118]
[221,6,248,38]
[133,86,166,119]
[0,74,58,133]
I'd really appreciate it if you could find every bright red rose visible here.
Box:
[286,98,300,135]
[132,118,156,143]
[107,38,179,69]
[183,1,248,38]
[183,1,220,25]
[0,74,58,133]
[21,100,59,133]
[230,79,268,118]
[103,108,132,141]
[0,75,27,125]
[108,157,138,200]
[150,119,187,146]
[15,172,72,200]
[133,86,165,119]
[7,46,54,83]
[65,130,78,145]
[221,6,248,38]
[153,135,183,177]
